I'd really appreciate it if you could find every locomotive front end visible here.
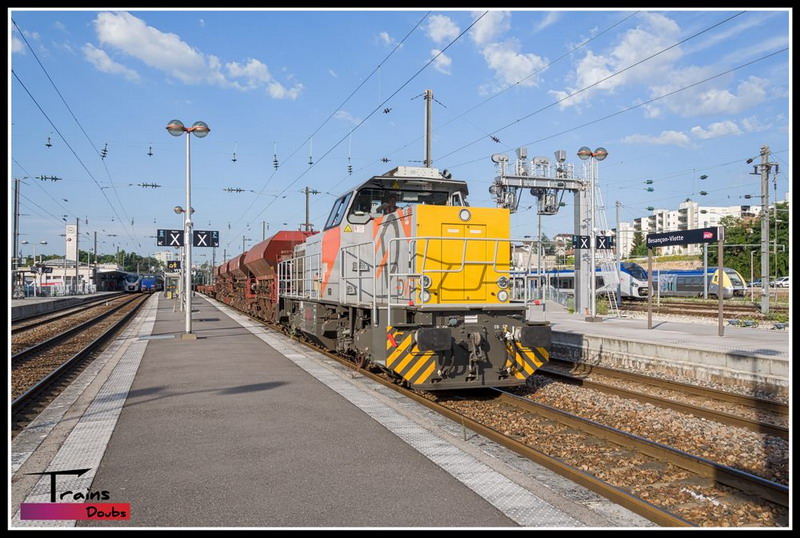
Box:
[380,204,551,390]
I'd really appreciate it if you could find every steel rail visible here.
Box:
[11,294,150,420]
[12,295,141,365]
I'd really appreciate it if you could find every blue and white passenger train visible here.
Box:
[122,272,143,292]
[517,261,650,300]
[652,267,747,299]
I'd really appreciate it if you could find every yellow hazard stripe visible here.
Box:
[515,351,535,376]
[536,346,550,362]
[387,329,404,351]
[413,361,437,385]
[520,348,543,369]
[386,334,413,368]
[394,348,416,372]
[403,351,434,381]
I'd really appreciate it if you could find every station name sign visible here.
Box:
[646,226,723,248]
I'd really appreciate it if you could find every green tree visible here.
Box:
[706,202,789,279]
[630,231,648,257]
[540,234,554,256]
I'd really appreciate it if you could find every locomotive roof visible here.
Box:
[348,166,469,197]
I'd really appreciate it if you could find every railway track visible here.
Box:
[11,294,150,436]
[533,358,788,439]
[619,300,789,320]
[433,389,787,527]
[239,309,787,527]
[11,292,125,332]
[12,294,141,359]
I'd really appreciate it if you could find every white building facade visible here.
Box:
[616,201,765,256]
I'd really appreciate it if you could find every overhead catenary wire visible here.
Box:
[438,11,748,165]
[221,12,434,249]
[226,11,486,249]
[11,70,140,250]
[11,18,140,249]
[305,11,778,232]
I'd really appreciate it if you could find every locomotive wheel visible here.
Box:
[353,355,366,370]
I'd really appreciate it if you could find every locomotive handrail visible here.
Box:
[386,236,538,325]
[339,241,378,326]
[278,251,321,300]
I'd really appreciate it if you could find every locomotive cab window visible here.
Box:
[451,191,467,206]
[348,187,451,223]
[324,192,354,230]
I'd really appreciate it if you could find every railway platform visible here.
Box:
[11,292,122,321]
[10,293,653,529]
[536,303,790,398]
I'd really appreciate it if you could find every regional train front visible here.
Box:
[123,273,142,292]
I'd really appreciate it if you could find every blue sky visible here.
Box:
[9,8,791,263]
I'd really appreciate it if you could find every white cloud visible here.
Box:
[621,131,691,147]
[431,49,452,75]
[533,12,560,34]
[328,69,338,78]
[740,115,771,133]
[690,121,741,140]
[426,15,460,44]
[481,40,547,88]
[89,11,302,98]
[720,34,788,65]
[93,12,208,84]
[379,31,396,46]
[688,12,782,59]
[334,110,361,125]
[651,74,768,117]
[81,43,140,82]
[12,35,25,54]
[551,12,682,109]
[623,117,752,148]
[267,81,304,100]
[225,58,271,90]
[469,10,510,46]
[553,12,775,120]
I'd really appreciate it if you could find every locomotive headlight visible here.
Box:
[497,276,509,289]
[458,208,471,222]
[420,290,432,303]
[497,290,509,302]
[421,274,432,289]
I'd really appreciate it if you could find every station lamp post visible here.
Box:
[174,205,194,312]
[577,146,607,320]
[166,119,210,338]
[21,239,48,297]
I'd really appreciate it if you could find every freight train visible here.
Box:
[200,165,552,391]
